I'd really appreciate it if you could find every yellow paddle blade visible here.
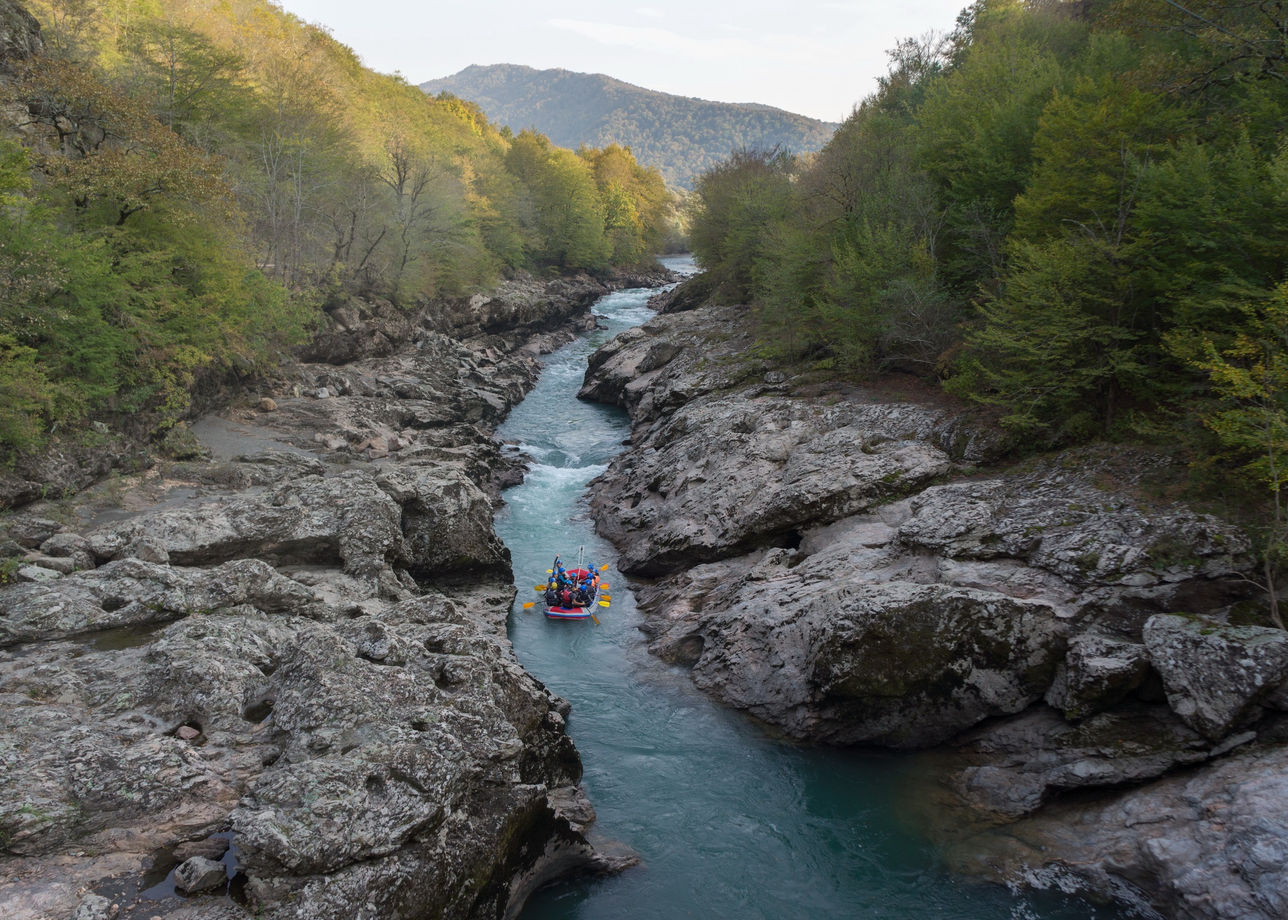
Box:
[522,601,535,609]
[546,569,553,574]
[599,563,610,571]
[599,594,611,601]
[598,600,610,608]
[534,585,547,591]
[600,583,610,590]
[591,614,601,625]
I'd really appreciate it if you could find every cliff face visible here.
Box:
[580,293,1287,918]
[0,0,41,76]
[0,272,667,920]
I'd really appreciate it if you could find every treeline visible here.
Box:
[689,0,1288,454]
[0,0,672,454]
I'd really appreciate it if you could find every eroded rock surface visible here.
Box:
[945,739,1288,920]
[0,273,662,920]
[582,296,1283,918]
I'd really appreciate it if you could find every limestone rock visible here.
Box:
[173,855,227,893]
[939,705,1216,820]
[85,471,404,577]
[70,893,115,920]
[40,532,92,560]
[1143,614,1288,740]
[22,553,77,574]
[644,546,1066,748]
[1046,634,1150,719]
[0,557,317,647]
[173,836,231,862]
[15,564,60,583]
[591,396,964,576]
[900,474,1250,589]
[5,516,61,548]
[948,741,1288,920]
[377,465,510,580]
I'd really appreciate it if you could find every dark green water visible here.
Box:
[496,258,1120,920]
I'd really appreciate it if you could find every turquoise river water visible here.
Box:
[495,257,1123,920]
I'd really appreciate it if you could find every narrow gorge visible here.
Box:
[4,257,1285,920]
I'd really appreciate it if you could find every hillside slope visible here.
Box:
[421,64,838,190]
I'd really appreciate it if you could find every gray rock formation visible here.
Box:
[1045,633,1150,719]
[0,0,41,76]
[174,856,227,894]
[641,545,1066,747]
[946,739,1288,920]
[1143,614,1288,740]
[0,274,641,920]
[931,704,1227,821]
[581,296,1282,918]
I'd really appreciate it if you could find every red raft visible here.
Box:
[542,565,601,621]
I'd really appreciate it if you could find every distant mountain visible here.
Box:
[420,64,838,191]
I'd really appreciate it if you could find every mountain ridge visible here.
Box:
[420,63,838,190]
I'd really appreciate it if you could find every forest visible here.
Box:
[688,0,1288,508]
[0,0,673,456]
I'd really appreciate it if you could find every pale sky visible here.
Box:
[273,1,970,123]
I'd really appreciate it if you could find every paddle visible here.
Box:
[597,600,610,608]
[534,585,547,591]
[521,601,535,610]
[599,563,610,571]
[591,613,600,625]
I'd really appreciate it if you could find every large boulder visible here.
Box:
[84,471,405,577]
[1143,614,1288,740]
[173,855,227,893]
[1045,634,1151,719]
[643,544,1066,748]
[377,464,510,581]
[0,557,316,646]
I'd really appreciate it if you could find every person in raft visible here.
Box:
[574,572,599,605]
[544,557,599,608]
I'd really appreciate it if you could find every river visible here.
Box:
[494,257,1122,920]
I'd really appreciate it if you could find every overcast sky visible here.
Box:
[273,0,969,123]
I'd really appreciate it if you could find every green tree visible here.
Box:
[916,0,1088,293]
[947,234,1147,442]
[688,147,795,302]
[1183,284,1288,629]
[505,131,609,271]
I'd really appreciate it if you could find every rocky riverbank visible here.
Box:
[580,292,1288,919]
[0,269,674,920]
